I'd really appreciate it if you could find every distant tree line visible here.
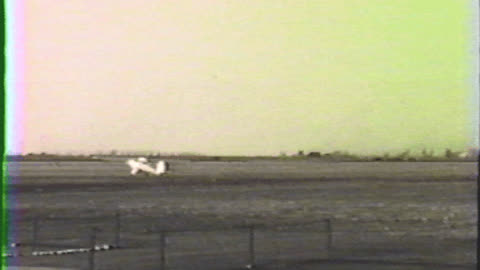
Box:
[294,148,478,162]
[6,148,478,162]
[6,153,104,162]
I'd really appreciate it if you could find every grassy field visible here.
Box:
[6,160,477,270]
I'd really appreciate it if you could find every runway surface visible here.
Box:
[6,160,477,270]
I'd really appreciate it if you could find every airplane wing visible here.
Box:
[127,159,141,175]
[130,167,139,175]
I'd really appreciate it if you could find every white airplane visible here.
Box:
[126,157,169,176]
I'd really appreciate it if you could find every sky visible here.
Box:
[11,0,479,156]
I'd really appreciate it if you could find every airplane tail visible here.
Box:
[155,161,169,175]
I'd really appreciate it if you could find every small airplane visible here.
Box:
[126,157,169,176]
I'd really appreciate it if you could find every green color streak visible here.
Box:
[1,0,8,268]
[181,0,475,154]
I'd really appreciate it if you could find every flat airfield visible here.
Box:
[6,160,478,270]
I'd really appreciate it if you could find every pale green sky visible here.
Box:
[23,0,478,155]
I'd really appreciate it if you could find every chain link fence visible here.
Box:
[7,213,476,270]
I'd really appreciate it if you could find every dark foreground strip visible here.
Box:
[260,258,475,270]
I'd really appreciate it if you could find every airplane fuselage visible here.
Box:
[126,158,168,176]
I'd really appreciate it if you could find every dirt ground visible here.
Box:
[5,160,478,270]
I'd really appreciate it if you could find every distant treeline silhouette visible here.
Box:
[6,148,478,162]
[6,153,104,162]
[294,148,477,162]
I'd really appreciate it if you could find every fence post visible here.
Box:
[88,227,97,270]
[159,230,166,270]
[114,212,121,247]
[248,225,255,268]
[32,216,39,253]
[326,219,332,258]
